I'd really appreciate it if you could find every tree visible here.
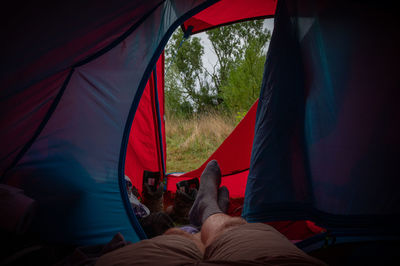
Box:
[221,34,269,112]
[206,20,271,107]
[165,19,271,117]
[164,69,194,117]
[165,29,218,116]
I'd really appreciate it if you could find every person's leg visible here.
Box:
[164,228,204,254]
[95,233,202,266]
[187,160,325,265]
[189,160,223,227]
[217,186,230,214]
[96,160,226,266]
[200,213,246,248]
[187,160,241,247]
[201,221,327,265]
[97,158,325,265]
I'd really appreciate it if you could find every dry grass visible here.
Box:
[165,112,236,173]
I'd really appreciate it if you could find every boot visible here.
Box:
[167,188,197,225]
[139,212,174,238]
[142,183,164,213]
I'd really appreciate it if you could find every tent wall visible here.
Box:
[243,0,400,231]
[125,53,166,194]
[182,0,277,34]
[1,0,217,245]
[0,1,165,175]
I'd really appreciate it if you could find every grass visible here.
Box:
[165,112,236,173]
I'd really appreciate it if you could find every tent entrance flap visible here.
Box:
[125,53,166,195]
[243,0,400,232]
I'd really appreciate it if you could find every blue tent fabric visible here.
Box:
[243,0,400,232]
[1,0,216,245]
[243,0,310,221]
[0,1,164,174]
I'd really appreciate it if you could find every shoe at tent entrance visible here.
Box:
[1,0,399,265]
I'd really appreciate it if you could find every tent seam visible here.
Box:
[74,1,166,68]
[153,69,167,179]
[1,68,74,181]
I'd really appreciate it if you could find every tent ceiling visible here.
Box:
[182,0,277,34]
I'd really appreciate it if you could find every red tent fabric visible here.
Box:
[125,53,165,194]
[182,0,277,34]
[167,100,258,198]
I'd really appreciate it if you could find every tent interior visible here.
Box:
[1,0,399,265]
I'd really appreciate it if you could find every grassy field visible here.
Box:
[165,112,236,173]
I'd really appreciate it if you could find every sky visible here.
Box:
[196,18,274,73]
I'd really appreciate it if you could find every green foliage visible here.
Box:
[165,79,193,118]
[165,29,218,118]
[164,20,272,173]
[206,20,271,109]
[165,19,271,117]
[235,110,247,124]
[221,38,266,112]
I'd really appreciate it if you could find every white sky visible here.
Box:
[196,18,274,73]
